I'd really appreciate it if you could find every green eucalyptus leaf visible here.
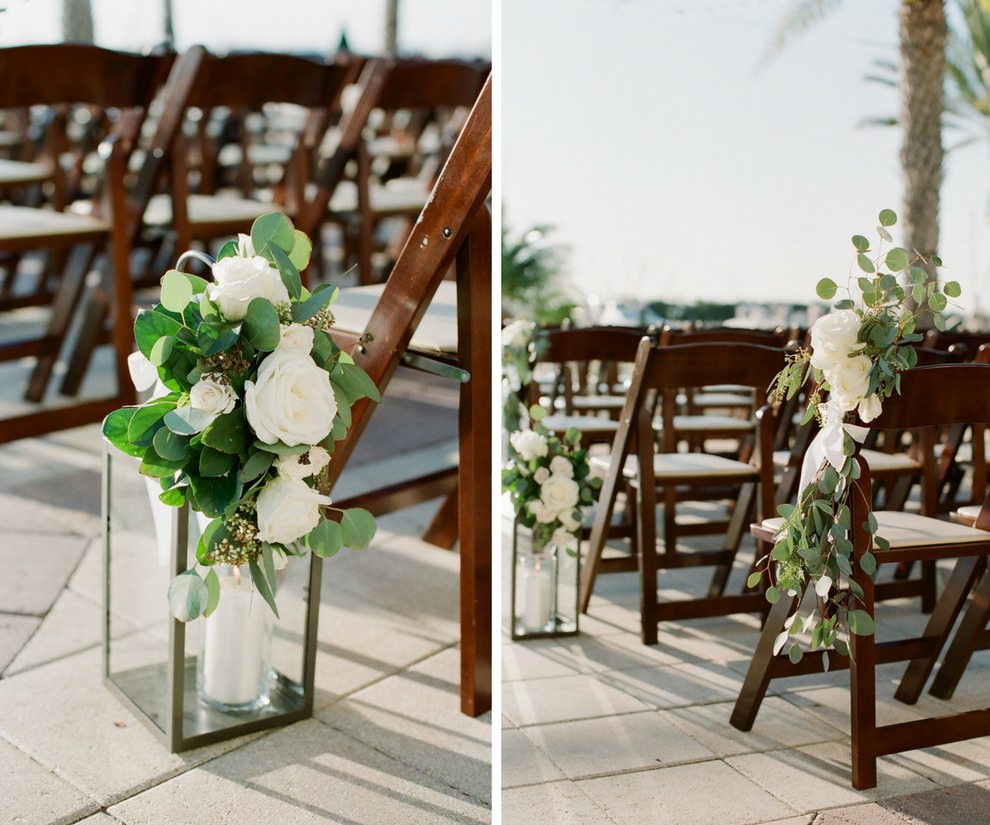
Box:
[816,278,837,300]
[848,609,875,636]
[852,235,870,252]
[199,446,237,477]
[268,243,302,301]
[216,240,238,260]
[153,427,190,461]
[860,551,877,576]
[340,508,376,549]
[332,362,381,404]
[251,212,294,254]
[239,450,275,482]
[159,486,186,507]
[857,253,875,274]
[242,298,281,352]
[102,408,145,458]
[188,473,240,518]
[150,335,174,366]
[834,299,855,310]
[127,400,176,447]
[134,309,182,360]
[167,569,208,622]
[248,557,280,618]
[943,280,961,298]
[289,229,312,270]
[164,406,215,435]
[307,518,344,558]
[885,247,909,272]
[204,567,221,617]
[160,269,193,312]
[291,284,337,323]
[878,208,897,227]
[201,408,248,454]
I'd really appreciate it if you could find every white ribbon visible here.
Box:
[797,398,869,497]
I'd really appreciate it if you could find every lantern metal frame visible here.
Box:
[102,445,324,752]
[507,516,580,641]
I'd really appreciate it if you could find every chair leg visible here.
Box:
[25,245,97,403]
[421,488,458,550]
[638,479,659,646]
[921,560,937,614]
[895,555,985,704]
[708,481,755,598]
[850,563,878,790]
[730,593,794,731]
[662,483,677,552]
[930,565,990,700]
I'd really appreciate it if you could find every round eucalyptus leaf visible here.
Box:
[878,208,897,227]
[815,278,837,300]
[885,247,909,272]
[160,269,193,312]
[167,569,208,622]
[943,280,961,298]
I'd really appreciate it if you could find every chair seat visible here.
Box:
[572,395,625,410]
[684,392,754,408]
[947,442,990,464]
[0,158,50,186]
[331,280,457,354]
[0,205,109,244]
[142,194,279,228]
[762,510,990,549]
[955,505,981,524]
[328,179,429,216]
[772,449,918,473]
[543,414,619,434]
[593,451,757,481]
[670,414,754,433]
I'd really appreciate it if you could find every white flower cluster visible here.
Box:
[809,310,882,422]
[510,429,582,552]
[502,318,535,349]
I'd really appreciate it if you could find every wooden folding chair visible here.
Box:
[317,74,492,716]
[580,341,786,643]
[304,58,488,284]
[0,45,163,441]
[731,362,990,789]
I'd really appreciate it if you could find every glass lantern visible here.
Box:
[102,444,322,752]
[507,518,579,640]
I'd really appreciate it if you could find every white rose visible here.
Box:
[189,375,236,415]
[560,509,582,531]
[533,467,550,484]
[527,499,557,524]
[809,310,865,372]
[502,319,535,348]
[828,353,872,411]
[236,233,255,257]
[551,526,579,553]
[306,446,331,475]
[208,255,289,321]
[858,393,883,423]
[550,455,573,478]
[279,323,314,354]
[540,474,580,516]
[510,430,548,461]
[245,349,337,446]
[256,476,332,544]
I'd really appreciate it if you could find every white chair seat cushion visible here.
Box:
[143,194,278,228]
[670,414,754,432]
[947,442,990,464]
[592,451,756,480]
[328,179,429,215]
[956,505,981,523]
[0,205,109,241]
[572,395,625,410]
[331,280,457,353]
[543,414,619,434]
[773,449,917,473]
[0,158,50,185]
[689,392,754,408]
[762,510,990,548]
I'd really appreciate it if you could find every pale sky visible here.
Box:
[0,0,491,57]
[503,0,990,310]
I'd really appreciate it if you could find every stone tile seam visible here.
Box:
[0,726,104,809]
[3,640,101,680]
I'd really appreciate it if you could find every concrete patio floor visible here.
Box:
[502,506,990,825]
[0,371,491,825]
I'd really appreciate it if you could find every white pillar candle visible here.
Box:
[203,569,269,707]
[522,563,552,633]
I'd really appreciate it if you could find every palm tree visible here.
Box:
[770,1,946,281]
[944,0,990,142]
[501,219,575,325]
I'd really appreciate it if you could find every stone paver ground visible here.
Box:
[502,504,990,825]
[0,371,490,824]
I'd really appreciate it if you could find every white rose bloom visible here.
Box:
[858,393,883,423]
[510,429,548,461]
[533,466,550,484]
[236,233,255,257]
[245,349,337,446]
[256,476,332,544]
[208,254,289,321]
[551,526,579,553]
[540,474,580,516]
[809,310,865,373]
[828,353,872,411]
[559,509,582,531]
[279,323,314,354]
[306,445,331,475]
[502,319,535,348]
[189,375,236,415]
[527,499,557,524]
[549,455,574,478]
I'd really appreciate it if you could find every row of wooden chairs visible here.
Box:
[0,44,487,442]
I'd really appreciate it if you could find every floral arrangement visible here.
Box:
[501,406,599,554]
[102,213,380,621]
[501,318,536,434]
[754,209,961,665]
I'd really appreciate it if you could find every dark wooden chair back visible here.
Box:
[660,326,788,347]
[923,329,990,360]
